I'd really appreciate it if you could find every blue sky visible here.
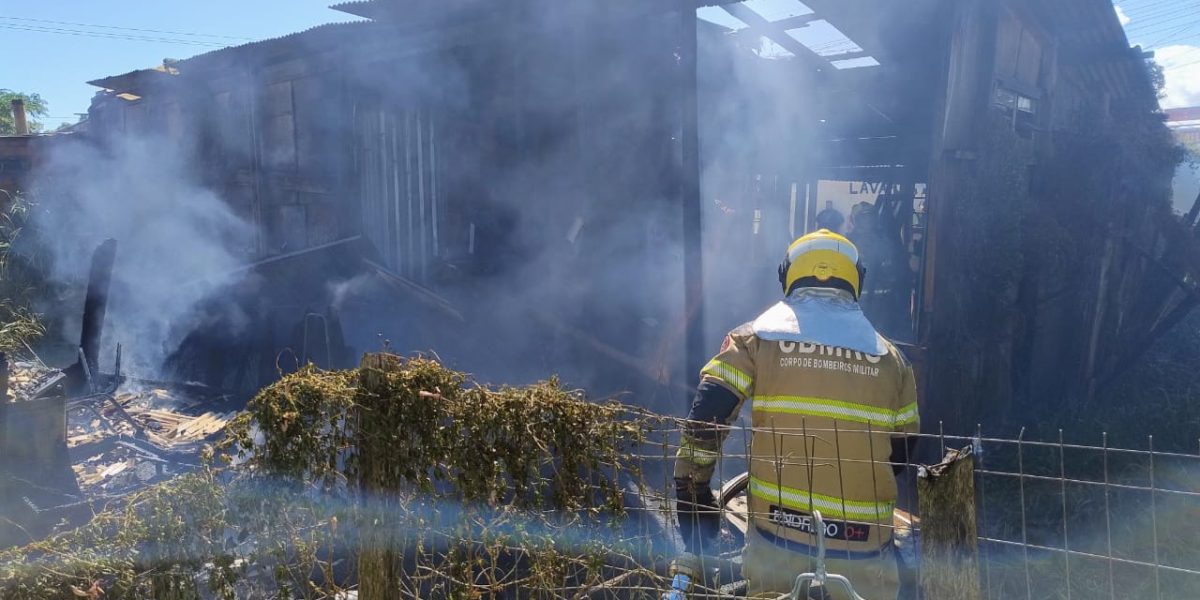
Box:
[1114,0,1200,108]
[0,0,360,129]
[1,0,1198,130]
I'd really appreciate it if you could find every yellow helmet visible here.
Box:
[777,229,865,298]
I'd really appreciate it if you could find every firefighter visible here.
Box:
[673,229,920,599]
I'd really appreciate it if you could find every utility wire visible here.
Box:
[1123,12,1200,39]
[0,15,252,40]
[1149,45,1200,60]
[1123,6,1200,32]
[1166,56,1200,68]
[1126,15,1200,38]
[1120,1,1200,27]
[0,23,230,47]
[1156,45,1200,56]
[1146,29,1200,49]
[1120,0,1199,12]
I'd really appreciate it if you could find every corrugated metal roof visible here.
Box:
[1027,0,1157,109]
[87,64,178,92]
[177,20,373,70]
[330,0,742,25]
[329,1,376,19]
[85,20,375,88]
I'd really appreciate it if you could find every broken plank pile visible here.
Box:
[138,407,233,446]
[67,384,235,496]
[67,386,236,450]
[72,443,168,493]
[4,361,58,402]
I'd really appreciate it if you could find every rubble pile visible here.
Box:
[72,444,162,494]
[3,360,58,402]
[2,360,235,499]
[68,386,235,447]
[67,384,235,495]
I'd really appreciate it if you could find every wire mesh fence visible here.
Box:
[4,359,1198,600]
[965,429,1200,600]
[649,419,1200,600]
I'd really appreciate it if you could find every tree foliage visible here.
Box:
[0,89,48,134]
[0,193,44,353]
[1148,60,1167,100]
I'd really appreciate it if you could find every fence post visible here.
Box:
[357,352,400,600]
[0,352,8,401]
[917,446,982,600]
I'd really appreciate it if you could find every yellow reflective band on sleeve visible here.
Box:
[676,438,719,467]
[894,401,919,426]
[749,475,894,521]
[753,396,913,428]
[701,359,752,397]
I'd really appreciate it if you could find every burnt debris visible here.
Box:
[0,239,234,550]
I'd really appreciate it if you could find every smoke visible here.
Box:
[26,6,904,410]
[327,273,375,314]
[258,10,840,408]
[28,135,255,376]
[310,10,697,409]
[696,24,824,342]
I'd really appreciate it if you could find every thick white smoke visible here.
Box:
[29,135,255,376]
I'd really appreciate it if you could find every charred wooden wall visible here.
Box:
[82,10,696,403]
[921,0,1179,434]
[0,135,62,202]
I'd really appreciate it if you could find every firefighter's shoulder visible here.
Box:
[729,321,755,338]
[729,321,758,343]
[878,336,915,369]
[716,322,757,352]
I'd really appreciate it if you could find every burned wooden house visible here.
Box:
[77,0,1189,430]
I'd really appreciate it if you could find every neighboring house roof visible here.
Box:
[85,21,375,90]
[87,64,178,95]
[1166,106,1200,124]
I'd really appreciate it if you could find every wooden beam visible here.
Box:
[722,2,833,74]
[679,6,707,400]
[824,50,871,62]
[773,13,821,30]
[1185,188,1200,228]
[1058,43,1144,68]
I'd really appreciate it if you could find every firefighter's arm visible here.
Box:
[673,329,754,554]
[889,352,920,476]
[674,380,744,486]
[675,330,754,487]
